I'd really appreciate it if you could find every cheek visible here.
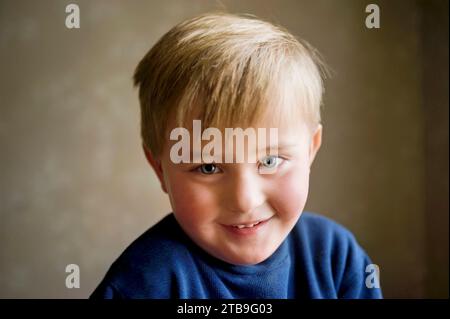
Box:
[270,163,310,218]
[166,173,218,224]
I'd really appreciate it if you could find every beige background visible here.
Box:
[0,0,447,298]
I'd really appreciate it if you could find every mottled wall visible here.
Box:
[0,0,447,298]
[422,0,449,298]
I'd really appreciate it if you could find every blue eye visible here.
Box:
[259,155,283,174]
[261,155,278,168]
[198,163,219,174]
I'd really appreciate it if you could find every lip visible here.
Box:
[221,216,272,236]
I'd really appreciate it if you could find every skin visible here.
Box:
[144,115,322,265]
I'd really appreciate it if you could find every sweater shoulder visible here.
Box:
[117,213,191,266]
[293,212,382,298]
[91,213,193,298]
[294,211,364,261]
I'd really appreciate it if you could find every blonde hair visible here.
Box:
[134,12,328,157]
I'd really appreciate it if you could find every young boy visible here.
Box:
[91,13,382,299]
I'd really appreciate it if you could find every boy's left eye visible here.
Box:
[258,155,284,174]
[261,155,279,168]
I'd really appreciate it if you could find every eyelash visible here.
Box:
[192,155,285,175]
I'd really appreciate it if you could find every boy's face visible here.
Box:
[145,114,322,265]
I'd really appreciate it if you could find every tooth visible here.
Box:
[233,221,262,229]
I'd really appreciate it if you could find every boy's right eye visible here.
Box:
[197,163,221,175]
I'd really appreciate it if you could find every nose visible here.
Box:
[224,170,266,214]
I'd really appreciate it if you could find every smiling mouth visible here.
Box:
[223,216,272,230]
[231,221,263,229]
[221,217,272,236]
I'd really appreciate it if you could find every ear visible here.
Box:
[142,144,168,193]
[309,124,322,167]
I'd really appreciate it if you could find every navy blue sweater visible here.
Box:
[91,212,382,299]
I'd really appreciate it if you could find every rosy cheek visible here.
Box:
[270,166,309,219]
[168,176,217,224]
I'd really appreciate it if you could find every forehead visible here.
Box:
[163,113,311,152]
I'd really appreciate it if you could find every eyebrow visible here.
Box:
[264,144,298,150]
[257,143,300,155]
